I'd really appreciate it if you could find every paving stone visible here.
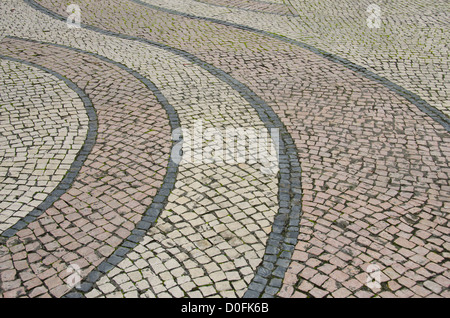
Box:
[0,0,449,300]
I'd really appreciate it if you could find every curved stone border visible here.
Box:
[0,53,98,241]
[0,35,180,297]
[192,0,299,17]
[1,35,181,297]
[129,0,450,133]
[23,0,302,298]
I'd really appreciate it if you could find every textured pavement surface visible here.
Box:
[0,0,449,298]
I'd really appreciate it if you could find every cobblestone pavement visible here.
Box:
[0,0,448,298]
[135,0,450,118]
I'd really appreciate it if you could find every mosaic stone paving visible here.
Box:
[0,0,448,298]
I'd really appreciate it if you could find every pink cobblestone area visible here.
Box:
[0,37,171,297]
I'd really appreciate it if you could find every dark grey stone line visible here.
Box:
[129,0,450,133]
[192,0,299,17]
[24,0,302,298]
[2,35,181,298]
[0,53,98,242]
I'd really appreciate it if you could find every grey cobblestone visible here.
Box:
[0,58,89,235]
[140,0,450,117]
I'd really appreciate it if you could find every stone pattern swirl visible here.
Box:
[0,0,448,298]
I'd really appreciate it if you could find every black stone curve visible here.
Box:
[130,0,450,133]
[0,54,98,241]
[2,34,182,297]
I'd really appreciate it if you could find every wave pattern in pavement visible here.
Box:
[0,0,448,298]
